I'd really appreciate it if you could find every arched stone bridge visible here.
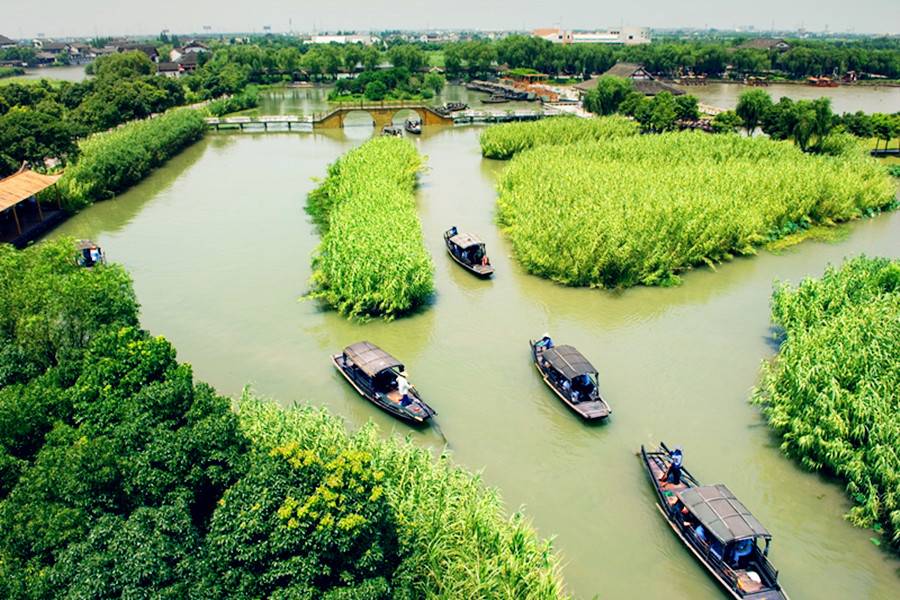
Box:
[313,102,454,129]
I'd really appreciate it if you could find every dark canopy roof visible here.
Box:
[678,485,771,544]
[543,345,596,379]
[344,341,403,377]
[449,232,484,249]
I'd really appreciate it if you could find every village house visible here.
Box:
[169,40,208,62]
[0,34,17,49]
[736,38,791,51]
[113,42,160,62]
[573,62,685,96]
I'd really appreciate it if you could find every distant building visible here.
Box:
[170,41,209,62]
[0,34,16,49]
[113,43,160,63]
[157,62,181,78]
[736,38,791,51]
[309,33,375,45]
[573,62,684,96]
[532,27,650,45]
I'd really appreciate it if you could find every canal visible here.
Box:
[52,91,900,599]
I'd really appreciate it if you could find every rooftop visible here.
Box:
[678,484,771,544]
[0,168,62,213]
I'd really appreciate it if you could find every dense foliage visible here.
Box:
[0,239,566,598]
[331,67,444,101]
[0,66,25,79]
[205,85,260,117]
[448,35,900,80]
[753,257,900,551]
[307,137,434,320]
[0,239,248,598]
[495,131,895,287]
[0,52,187,176]
[480,115,639,159]
[236,397,568,600]
[57,109,205,209]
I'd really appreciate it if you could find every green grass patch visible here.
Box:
[306,137,434,320]
[495,131,896,288]
[753,256,900,552]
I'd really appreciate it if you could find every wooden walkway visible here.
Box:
[204,105,563,132]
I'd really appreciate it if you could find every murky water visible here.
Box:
[678,82,900,114]
[11,64,88,82]
[51,108,900,598]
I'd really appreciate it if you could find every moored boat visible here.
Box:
[640,443,789,600]
[530,337,610,420]
[381,125,403,136]
[75,239,105,267]
[445,102,468,111]
[443,226,494,277]
[404,118,422,134]
[480,93,510,104]
[332,341,436,425]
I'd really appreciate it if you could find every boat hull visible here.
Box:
[445,246,494,277]
[331,354,434,425]
[640,445,789,600]
[530,341,610,420]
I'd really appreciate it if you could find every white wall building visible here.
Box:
[310,34,375,45]
[532,27,650,45]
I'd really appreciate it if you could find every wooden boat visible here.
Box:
[807,76,839,88]
[480,93,509,104]
[444,102,468,112]
[404,119,421,134]
[443,226,494,278]
[529,338,610,420]
[332,341,436,425]
[640,443,790,600]
[381,125,403,137]
[75,239,105,268]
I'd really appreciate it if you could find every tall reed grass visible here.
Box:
[57,109,205,210]
[479,116,639,159]
[754,256,900,551]
[495,132,895,288]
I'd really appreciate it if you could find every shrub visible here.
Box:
[754,256,900,551]
[495,131,895,288]
[307,137,434,320]
[205,86,260,117]
[56,108,205,210]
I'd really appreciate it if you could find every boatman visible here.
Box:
[660,446,684,485]
[396,372,412,406]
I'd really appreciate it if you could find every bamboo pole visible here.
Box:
[12,205,21,235]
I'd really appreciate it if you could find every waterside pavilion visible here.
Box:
[0,167,65,247]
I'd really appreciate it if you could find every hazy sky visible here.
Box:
[4,0,898,39]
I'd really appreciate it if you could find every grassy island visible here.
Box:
[307,137,434,320]
[493,129,895,288]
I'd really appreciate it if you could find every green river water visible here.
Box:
[52,87,900,599]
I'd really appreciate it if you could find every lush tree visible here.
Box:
[199,443,398,599]
[0,108,78,176]
[711,110,743,134]
[387,44,426,73]
[364,80,388,101]
[646,92,679,133]
[91,51,155,82]
[735,89,773,135]
[582,76,633,116]
[423,72,445,94]
[674,94,700,121]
